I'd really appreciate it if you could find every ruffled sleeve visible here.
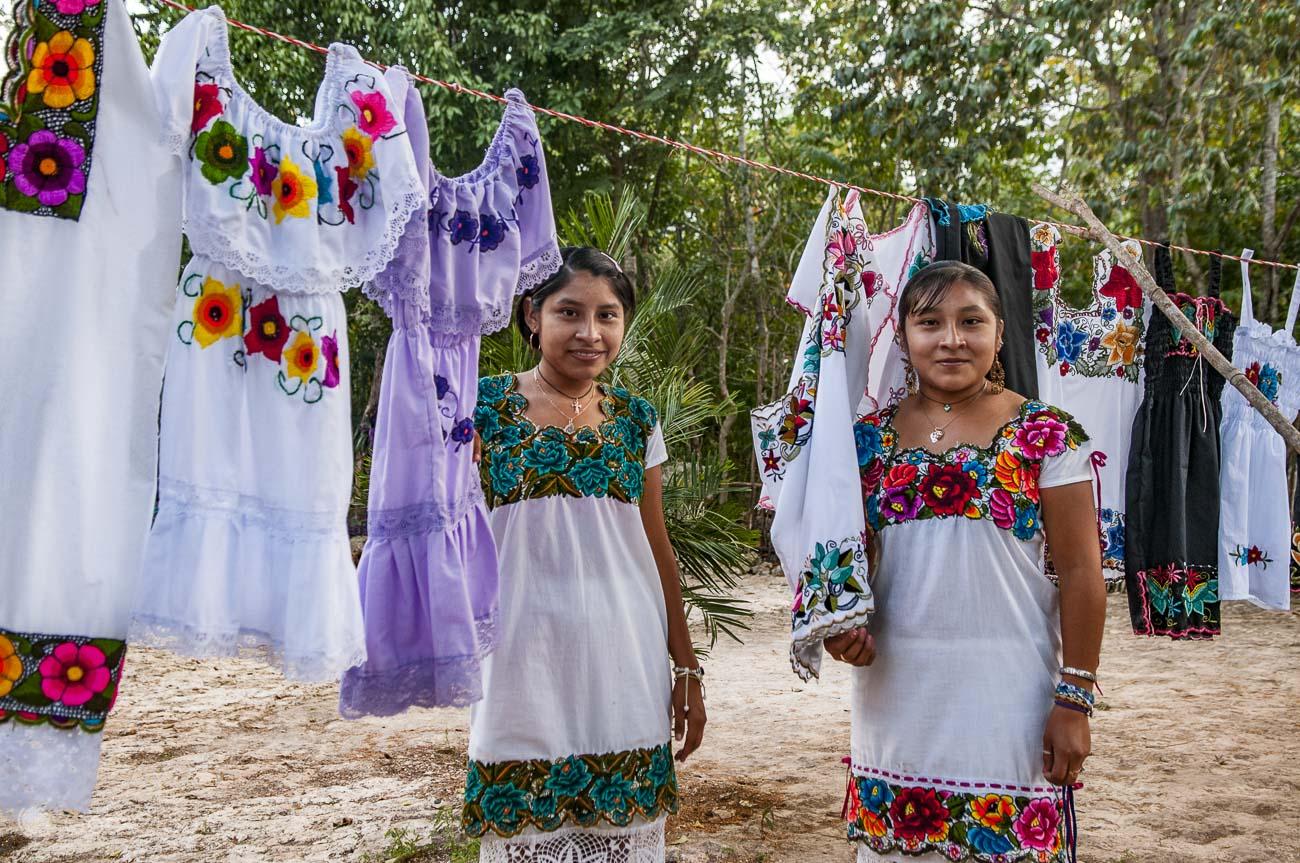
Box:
[149,6,223,156]
[503,90,562,297]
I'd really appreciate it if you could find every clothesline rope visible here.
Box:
[151,0,1300,273]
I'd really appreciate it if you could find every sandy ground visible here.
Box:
[3,564,1298,863]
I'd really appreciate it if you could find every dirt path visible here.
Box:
[4,565,1298,862]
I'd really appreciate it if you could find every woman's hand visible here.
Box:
[1042,705,1090,786]
[825,628,876,666]
[672,677,705,762]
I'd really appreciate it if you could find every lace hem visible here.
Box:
[365,486,485,541]
[127,614,365,682]
[337,612,497,717]
[478,820,666,863]
[363,199,432,328]
[161,130,189,158]
[156,477,346,540]
[183,188,428,296]
[516,242,564,297]
[0,722,103,816]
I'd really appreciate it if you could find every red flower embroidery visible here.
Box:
[1099,264,1142,313]
[862,458,885,495]
[336,165,358,224]
[1031,247,1057,291]
[884,464,918,489]
[888,786,950,843]
[918,464,978,516]
[244,296,290,362]
[191,82,223,133]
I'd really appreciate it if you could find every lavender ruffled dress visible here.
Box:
[339,77,561,715]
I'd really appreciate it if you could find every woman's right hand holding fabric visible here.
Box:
[825,627,876,666]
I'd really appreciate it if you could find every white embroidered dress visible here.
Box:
[751,189,933,679]
[0,0,185,813]
[1030,224,1149,587]
[131,6,424,680]
[1217,252,1300,611]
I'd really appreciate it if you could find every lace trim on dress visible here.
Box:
[421,243,560,336]
[337,612,497,717]
[183,187,428,296]
[365,485,486,540]
[127,614,365,682]
[478,820,666,863]
[363,200,432,328]
[517,243,564,297]
[0,721,103,816]
[155,477,347,540]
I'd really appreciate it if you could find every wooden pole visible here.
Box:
[1033,184,1300,456]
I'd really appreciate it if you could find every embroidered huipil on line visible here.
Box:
[1216,251,1300,611]
[131,6,424,680]
[465,375,678,863]
[338,72,562,715]
[851,402,1093,863]
[1030,224,1149,586]
[0,0,185,813]
[751,188,934,679]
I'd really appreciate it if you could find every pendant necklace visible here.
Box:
[919,382,987,444]
[533,367,596,434]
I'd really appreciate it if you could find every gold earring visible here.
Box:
[905,359,919,395]
[988,357,1006,394]
[530,331,541,351]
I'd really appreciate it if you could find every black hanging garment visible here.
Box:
[1290,482,1300,598]
[1123,248,1237,638]
[924,198,1037,398]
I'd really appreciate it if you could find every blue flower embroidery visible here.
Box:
[858,777,893,814]
[516,153,540,190]
[488,453,524,496]
[529,793,558,819]
[854,421,884,465]
[589,774,635,819]
[474,403,501,442]
[569,457,614,497]
[544,756,592,797]
[435,374,450,400]
[1055,320,1088,364]
[610,415,644,452]
[958,458,988,487]
[522,437,570,475]
[618,461,645,500]
[967,826,1015,855]
[448,210,479,245]
[480,783,528,831]
[646,746,673,786]
[313,159,334,205]
[477,375,509,404]
[451,417,476,446]
[478,212,508,252]
[1013,504,1041,541]
[627,395,657,428]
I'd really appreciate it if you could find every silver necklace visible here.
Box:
[532,367,597,434]
[918,382,987,444]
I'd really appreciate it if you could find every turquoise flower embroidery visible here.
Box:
[522,437,570,475]
[474,404,501,442]
[590,774,635,820]
[628,396,657,428]
[610,415,644,452]
[464,762,485,803]
[477,375,510,404]
[570,457,614,497]
[480,783,528,831]
[544,756,592,797]
[618,461,645,500]
[489,454,524,496]
[529,792,558,819]
[634,783,659,812]
[647,746,673,786]
[858,777,893,815]
[1013,504,1040,541]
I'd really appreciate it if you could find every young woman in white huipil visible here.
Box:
[827,262,1106,863]
[463,247,705,863]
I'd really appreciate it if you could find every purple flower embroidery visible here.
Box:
[516,153,540,190]
[249,147,278,197]
[879,486,922,523]
[9,130,86,207]
[435,375,450,400]
[478,212,507,252]
[321,331,340,389]
[451,417,475,446]
[448,210,479,245]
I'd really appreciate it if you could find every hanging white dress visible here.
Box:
[464,376,677,863]
[751,189,934,679]
[131,6,424,680]
[1030,223,1148,587]
[1217,252,1300,611]
[0,0,184,814]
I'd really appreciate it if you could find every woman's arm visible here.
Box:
[640,465,706,762]
[1038,479,1106,786]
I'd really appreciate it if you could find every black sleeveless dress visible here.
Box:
[1124,249,1237,638]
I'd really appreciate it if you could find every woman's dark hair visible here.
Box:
[516,246,636,346]
[898,260,1001,329]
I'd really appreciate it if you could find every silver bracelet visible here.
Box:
[1059,666,1098,683]
[673,666,706,700]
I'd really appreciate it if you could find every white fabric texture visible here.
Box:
[751,190,934,679]
[1030,223,1149,585]
[1217,253,1300,611]
[132,6,424,680]
[0,0,184,814]
[852,426,1092,863]
[479,821,664,863]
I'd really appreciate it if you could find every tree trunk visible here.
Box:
[1261,96,1281,322]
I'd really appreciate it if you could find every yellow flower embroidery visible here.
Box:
[27,31,96,110]
[192,277,243,348]
[994,450,1023,492]
[341,126,375,180]
[284,330,319,383]
[271,155,317,224]
[970,793,1017,829]
[0,635,22,698]
[1101,320,1141,367]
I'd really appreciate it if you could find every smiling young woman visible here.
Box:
[827,261,1107,863]
[462,247,703,863]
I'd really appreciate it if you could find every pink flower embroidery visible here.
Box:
[249,147,278,197]
[54,0,101,13]
[827,228,856,270]
[191,82,223,133]
[1013,413,1068,459]
[1012,797,1061,852]
[38,642,111,707]
[321,330,340,388]
[989,488,1016,529]
[350,91,396,137]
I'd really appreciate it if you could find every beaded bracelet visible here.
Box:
[673,666,706,700]
[1054,698,1093,717]
[1060,666,1102,694]
[1055,682,1095,706]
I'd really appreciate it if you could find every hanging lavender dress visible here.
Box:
[340,79,561,715]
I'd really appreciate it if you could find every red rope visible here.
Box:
[151,0,1300,273]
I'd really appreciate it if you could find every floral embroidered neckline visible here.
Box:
[507,373,617,436]
[879,399,1037,461]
